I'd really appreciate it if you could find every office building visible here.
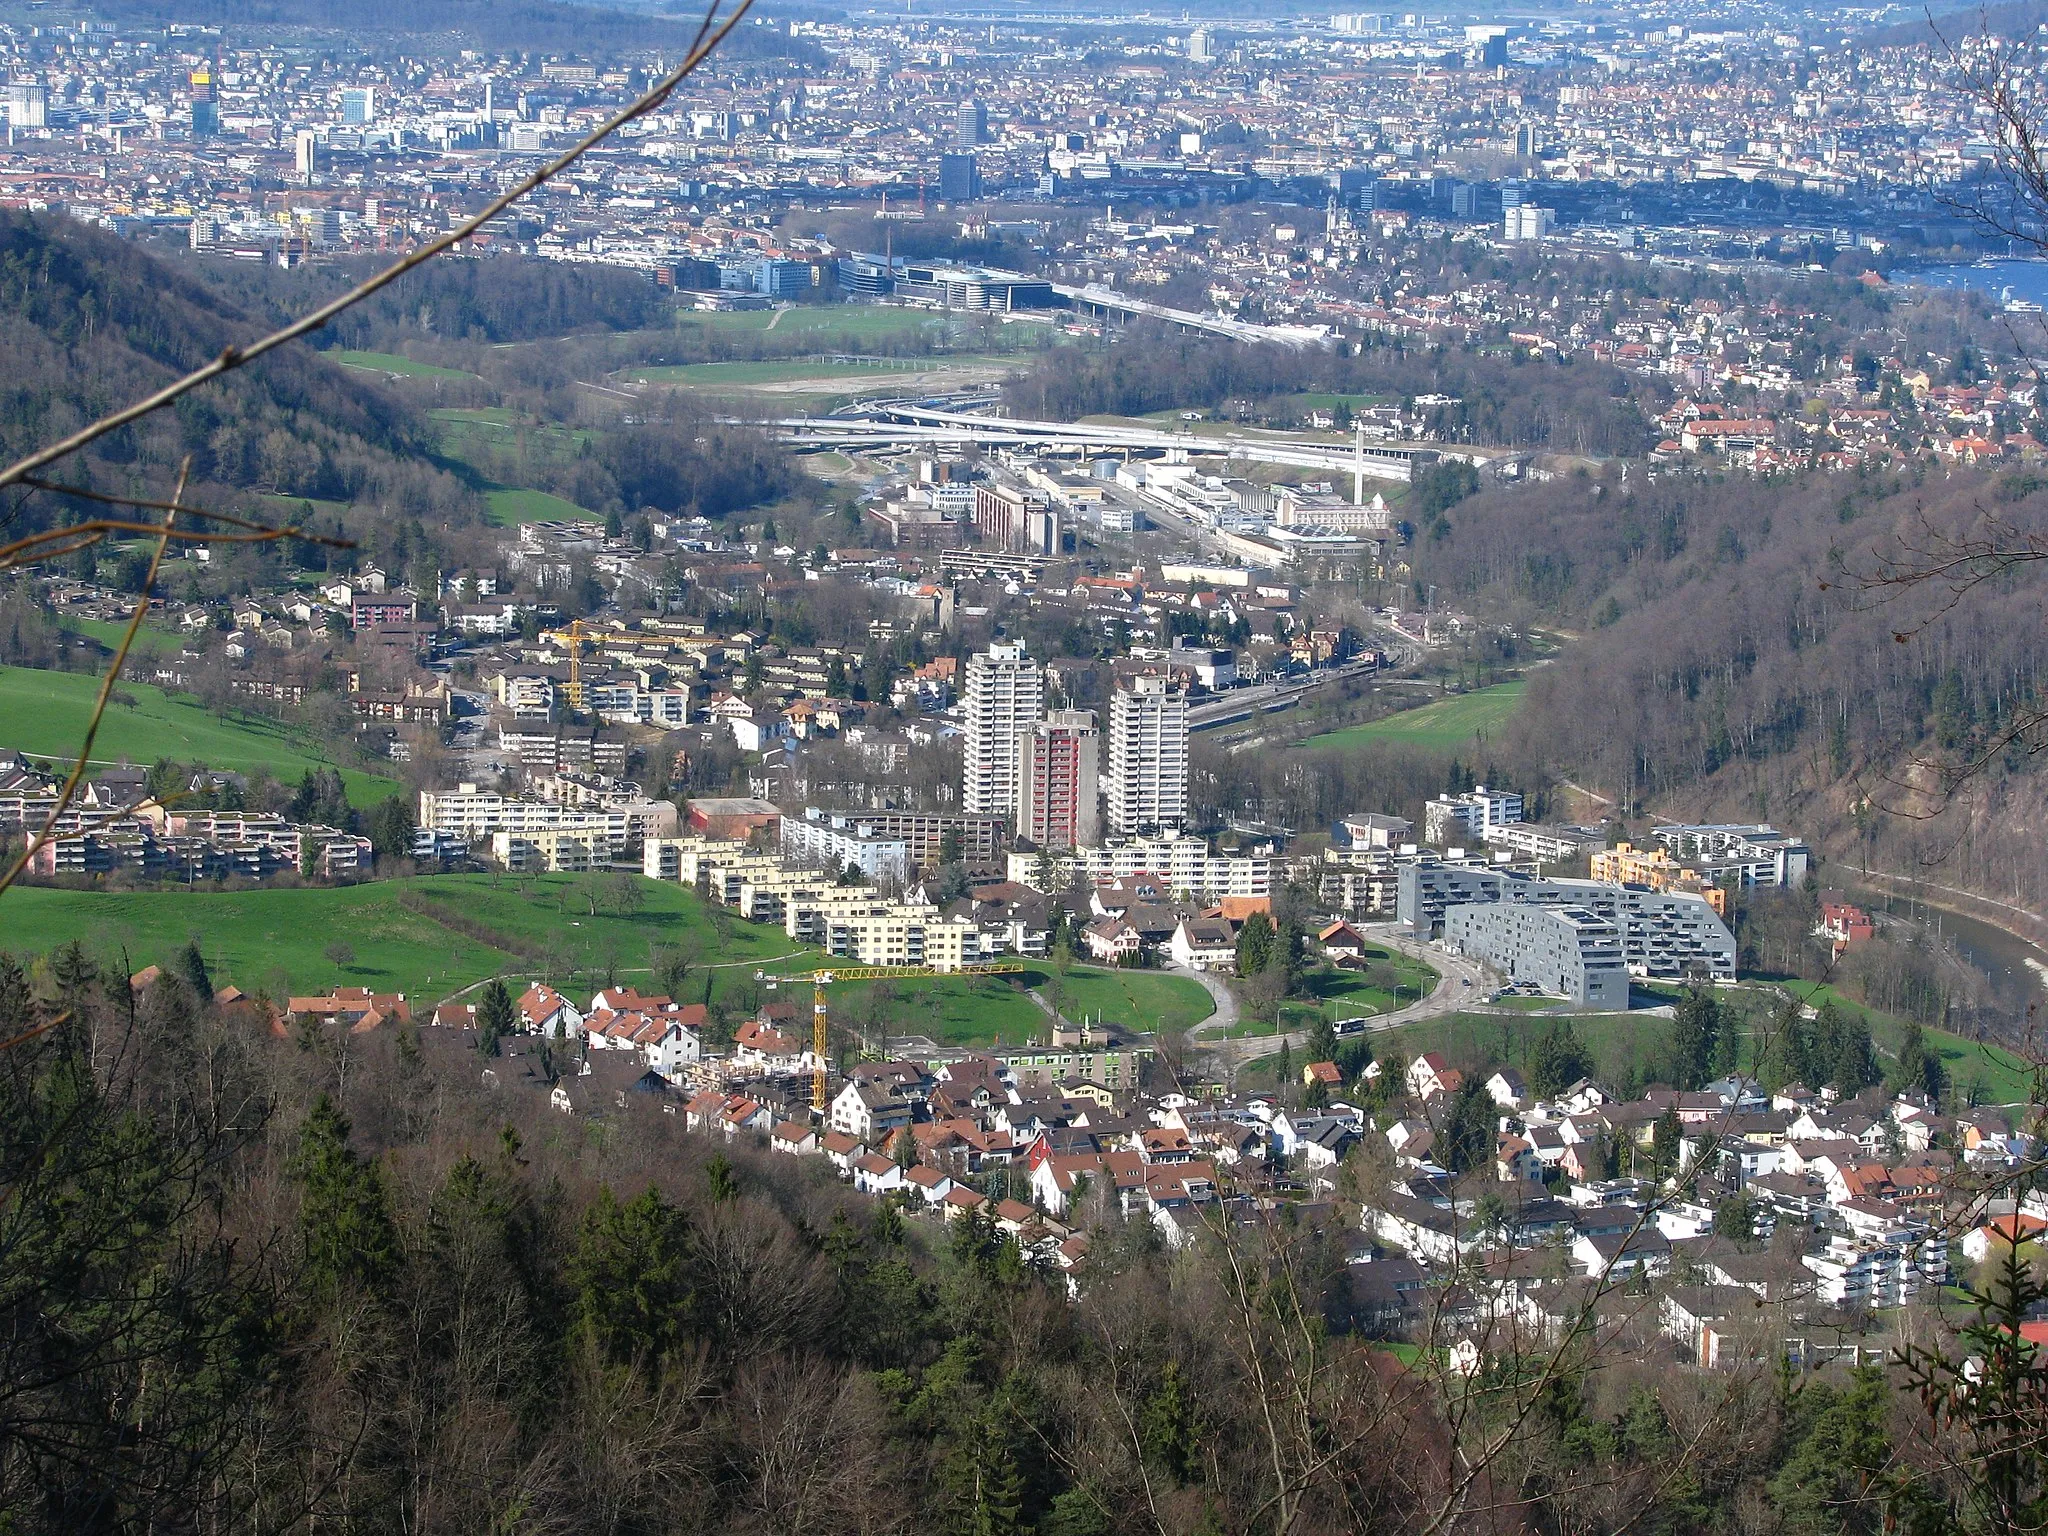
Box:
[341,87,376,125]
[1515,121,1538,158]
[1446,902,1629,1009]
[294,130,319,183]
[962,642,1044,820]
[837,255,894,297]
[755,258,812,298]
[1481,33,1509,67]
[1188,27,1217,62]
[6,82,46,130]
[1504,205,1556,241]
[956,97,987,149]
[938,151,981,202]
[1017,710,1100,851]
[1104,673,1189,835]
[973,482,1060,553]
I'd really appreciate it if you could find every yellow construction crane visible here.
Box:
[543,618,591,709]
[758,961,1028,1113]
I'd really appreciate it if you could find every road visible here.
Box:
[1187,924,1497,1069]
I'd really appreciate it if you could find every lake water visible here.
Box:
[1903,258,2048,308]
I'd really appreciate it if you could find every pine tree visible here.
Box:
[476,978,515,1058]
[1306,1015,1338,1067]
[179,938,213,1002]
[1235,911,1275,976]
[292,1094,400,1297]
[570,1184,690,1363]
[1671,991,1721,1090]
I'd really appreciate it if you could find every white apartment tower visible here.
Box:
[962,641,1044,820]
[1105,673,1189,835]
[1017,710,1100,851]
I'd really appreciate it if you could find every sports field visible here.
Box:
[1305,680,1527,752]
[0,664,402,805]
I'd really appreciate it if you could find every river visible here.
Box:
[1842,879,2048,1028]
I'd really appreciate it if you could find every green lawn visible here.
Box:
[486,488,589,525]
[793,962,1213,1048]
[1305,681,1528,752]
[0,873,811,1006]
[331,349,476,379]
[0,865,1211,1047]
[676,306,967,341]
[1052,966,1214,1034]
[629,357,941,387]
[1309,952,1439,1020]
[56,618,184,658]
[0,664,401,805]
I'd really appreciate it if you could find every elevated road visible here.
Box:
[773,403,1421,481]
[1052,282,1337,351]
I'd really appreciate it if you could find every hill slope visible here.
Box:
[0,210,479,541]
[1413,465,2048,920]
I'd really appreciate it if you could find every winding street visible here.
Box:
[1185,923,1498,1069]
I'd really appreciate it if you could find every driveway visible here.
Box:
[1189,923,1498,1069]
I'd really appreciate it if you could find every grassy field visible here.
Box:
[0,664,402,805]
[629,357,927,386]
[0,874,809,1005]
[56,618,185,658]
[0,875,1209,1048]
[1054,966,1215,1034]
[332,349,475,379]
[1365,984,2036,1104]
[428,409,595,525]
[1305,680,1527,753]
[806,962,1214,1047]
[626,354,1025,391]
[673,306,989,342]
[485,488,589,525]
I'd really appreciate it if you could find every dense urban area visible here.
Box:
[6,0,2048,1529]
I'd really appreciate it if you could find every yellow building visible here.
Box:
[1588,842,1728,915]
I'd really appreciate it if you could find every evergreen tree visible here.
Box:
[178,938,213,1003]
[1671,991,1721,1090]
[1893,1022,1947,1101]
[1438,1077,1495,1176]
[368,794,417,860]
[1235,911,1275,976]
[1305,1015,1338,1066]
[476,978,515,1058]
[1529,1020,1591,1099]
[1651,1106,1683,1178]
[569,1184,691,1363]
[292,1094,400,1297]
[1140,1362,1200,1485]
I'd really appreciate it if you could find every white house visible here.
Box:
[1169,917,1237,971]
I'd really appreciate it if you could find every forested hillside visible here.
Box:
[1413,463,2048,917]
[0,211,479,529]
